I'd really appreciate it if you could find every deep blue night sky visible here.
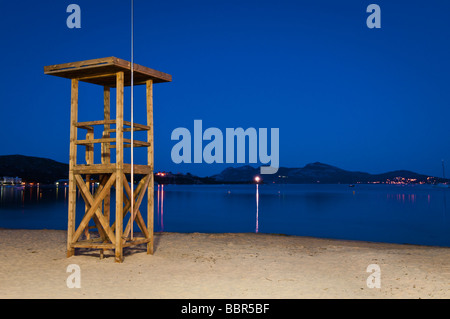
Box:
[1,0,450,177]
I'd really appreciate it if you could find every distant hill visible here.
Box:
[0,155,68,184]
[0,155,446,185]
[213,162,445,184]
[154,172,217,185]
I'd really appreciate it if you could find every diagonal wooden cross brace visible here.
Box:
[72,172,117,245]
[109,173,151,241]
[123,174,151,240]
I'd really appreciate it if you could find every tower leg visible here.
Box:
[115,71,125,263]
[67,171,76,257]
[102,86,111,258]
[147,172,154,255]
[146,80,154,255]
[67,79,78,258]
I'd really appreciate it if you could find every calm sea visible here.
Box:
[0,183,449,247]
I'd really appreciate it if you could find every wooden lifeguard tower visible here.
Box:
[44,57,171,262]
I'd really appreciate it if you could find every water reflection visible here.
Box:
[255,184,259,233]
[386,193,418,203]
[157,184,164,232]
[443,191,447,223]
[1,184,449,247]
[0,184,69,206]
[384,188,448,223]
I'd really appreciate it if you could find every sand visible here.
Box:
[0,229,449,299]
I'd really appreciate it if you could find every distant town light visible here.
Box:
[254,176,261,183]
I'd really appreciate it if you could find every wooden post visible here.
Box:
[67,79,79,257]
[102,87,111,224]
[102,87,111,164]
[115,72,124,263]
[146,79,154,255]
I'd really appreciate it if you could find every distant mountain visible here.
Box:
[0,155,68,184]
[213,162,445,184]
[213,165,259,182]
[0,155,446,185]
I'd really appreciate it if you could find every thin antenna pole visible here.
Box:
[442,159,446,179]
[130,0,134,239]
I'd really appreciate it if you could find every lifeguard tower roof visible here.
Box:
[44,56,172,87]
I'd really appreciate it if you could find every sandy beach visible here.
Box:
[0,229,449,299]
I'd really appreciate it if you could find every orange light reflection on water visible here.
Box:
[157,184,164,232]
[256,184,259,233]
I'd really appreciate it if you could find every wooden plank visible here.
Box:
[107,139,150,148]
[123,238,151,248]
[76,120,149,131]
[115,71,124,263]
[76,138,149,148]
[73,164,116,174]
[112,57,172,82]
[44,57,172,86]
[67,79,78,258]
[125,139,150,147]
[75,120,116,127]
[147,79,154,255]
[72,163,151,175]
[105,127,147,133]
[74,237,103,243]
[72,242,115,249]
[76,138,116,145]
[77,73,118,82]
[77,125,94,130]
[123,121,151,131]
[44,57,115,73]
[124,164,152,175]
[105,121,150,134]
